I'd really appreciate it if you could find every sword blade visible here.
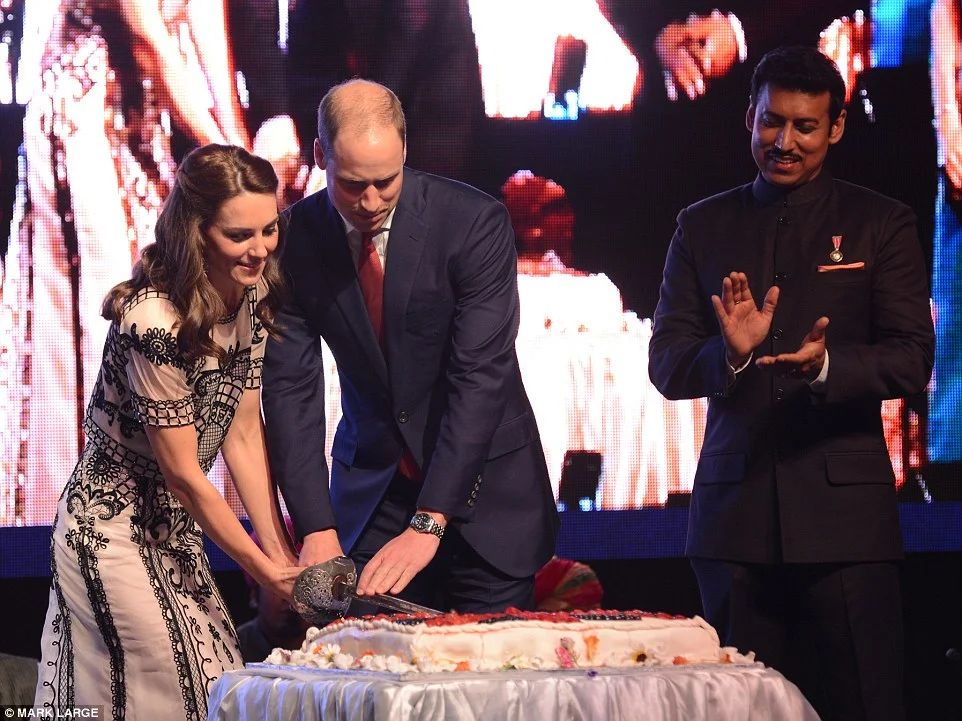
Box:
[351,590,442,616]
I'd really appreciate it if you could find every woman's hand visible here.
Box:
[261,563,304,605]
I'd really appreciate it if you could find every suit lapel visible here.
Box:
[384,170,428,367]
[311,192,389,385]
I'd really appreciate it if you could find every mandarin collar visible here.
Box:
[751,169,833,207]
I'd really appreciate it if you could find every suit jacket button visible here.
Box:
[775,388,785,401]
[467,498,476,508]
[398,411,409,424]
[772,329,783,340]
[476,474,482,483]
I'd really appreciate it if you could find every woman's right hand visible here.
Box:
[262,563,303,605]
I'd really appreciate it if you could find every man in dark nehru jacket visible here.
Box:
[648,45,934,721]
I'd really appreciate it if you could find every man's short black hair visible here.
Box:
[750,46,847,122]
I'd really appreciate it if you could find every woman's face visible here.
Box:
[204,191,280,304]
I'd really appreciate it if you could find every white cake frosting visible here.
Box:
[265,609,754,674]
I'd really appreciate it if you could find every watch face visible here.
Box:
[411,513,442,538]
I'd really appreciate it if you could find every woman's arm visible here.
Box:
[219,388,297,567]
[932,0,962,187]
[115,0,230,145]
[144,422,300,601]
[186,0,251,148]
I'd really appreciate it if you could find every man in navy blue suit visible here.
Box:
[262,79,559,612]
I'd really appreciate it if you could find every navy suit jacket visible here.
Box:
[262,168,558,577]
[648,172,934,564]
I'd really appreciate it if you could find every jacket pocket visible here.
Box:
[694,452,745,485]
[809,268,868,287]
[331,434,357,467]
[487,413,535,460]
[825,452,896,485]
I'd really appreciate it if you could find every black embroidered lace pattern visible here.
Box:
[41,283,256,717]
[217,286,252,325]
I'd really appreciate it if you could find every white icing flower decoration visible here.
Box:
[265,648,291,665]
[333,653,354,670]
[385,655,413,674]
[315,643,341,663]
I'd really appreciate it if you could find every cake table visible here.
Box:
[206,662,819,721]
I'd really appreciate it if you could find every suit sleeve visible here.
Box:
[648,208,732,401]
[415,202,520,518]
[261,287,335,540]
[821,203,935,403]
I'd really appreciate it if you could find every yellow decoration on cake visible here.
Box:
[584,634,599,661]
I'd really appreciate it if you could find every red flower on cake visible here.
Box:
[555,637,579,669]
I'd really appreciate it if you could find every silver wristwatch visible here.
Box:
[409,512,445,539]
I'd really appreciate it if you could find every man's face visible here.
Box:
[747,84,845,188]
[314,125,405,233]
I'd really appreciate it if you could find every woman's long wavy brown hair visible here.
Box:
[103,144,287,363]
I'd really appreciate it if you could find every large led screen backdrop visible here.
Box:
[0,0,959,574]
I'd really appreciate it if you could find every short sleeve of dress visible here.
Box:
[121,291,195,427]
[247,280,267,391]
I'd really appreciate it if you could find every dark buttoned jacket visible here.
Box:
[649,171,934,563]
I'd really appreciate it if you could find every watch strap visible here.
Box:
[409,512,445,540]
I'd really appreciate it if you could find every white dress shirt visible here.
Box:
[339,207,398,270]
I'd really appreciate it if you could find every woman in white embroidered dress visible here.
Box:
[35,144,300,720]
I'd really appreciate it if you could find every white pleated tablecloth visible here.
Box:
[207,662,820,721]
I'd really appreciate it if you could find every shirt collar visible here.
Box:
[751,169,834,207]
[338,205,398,238]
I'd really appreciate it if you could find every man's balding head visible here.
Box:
[316,79,406,157]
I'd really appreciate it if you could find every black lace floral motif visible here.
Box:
[246,357,263,390]
[132,483,226,720]
[251,321,265,347]
[130,392,194,427]
[57,448,130,718]
[192,351,248,470]
[82,420,165,485]
[89,317,191,439]
[43,284,250,717]
[249,288,265,345]
[218,286,250,325]
[41,522,76,711]
[136,325,179,365]
[67,447,138,523]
